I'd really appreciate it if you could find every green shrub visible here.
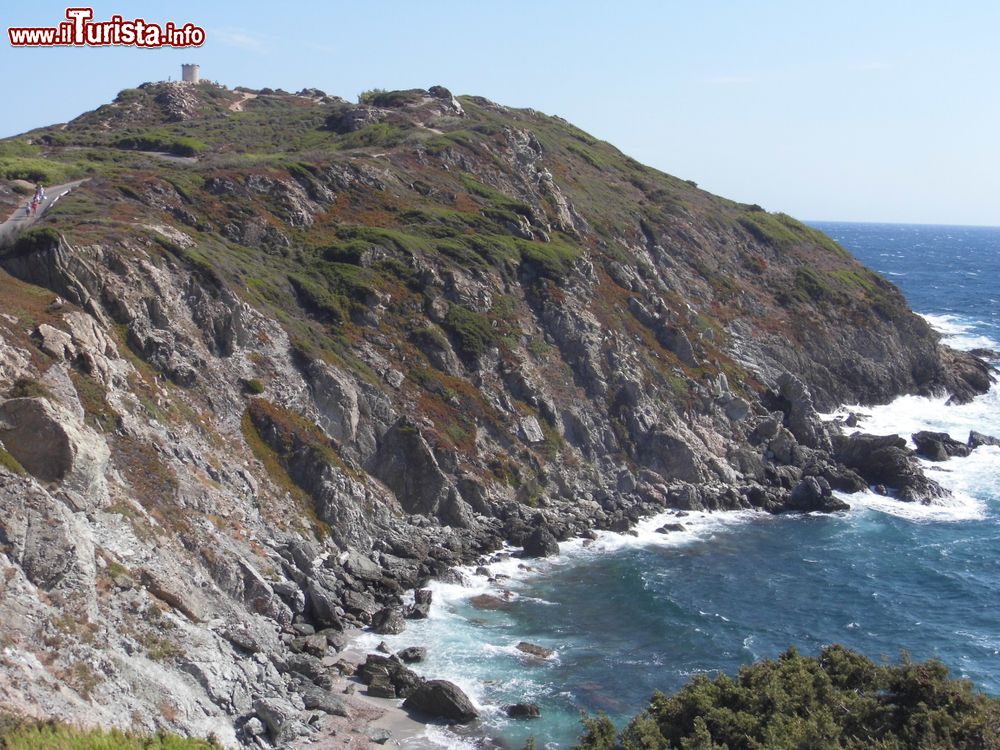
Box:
[358,88,424,107]
[0,157,79,184]
[0,446,25,475]
[6,378,51,399]
[288,274,347,324]
[336,122,410,150]
[357,88,388,104]
[2,226,62,259]
[443,305,496,361]
[575,646,1000,750]
[114,131,206,157]
[242,378,265,394]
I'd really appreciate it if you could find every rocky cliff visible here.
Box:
[0,82,993,746]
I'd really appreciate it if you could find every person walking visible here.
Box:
[30,198,38,215]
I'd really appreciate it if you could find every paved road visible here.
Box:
[0,179,87,247]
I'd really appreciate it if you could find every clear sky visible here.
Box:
[2,1,998,226]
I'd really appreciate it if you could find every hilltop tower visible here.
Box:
[181,64,200,84]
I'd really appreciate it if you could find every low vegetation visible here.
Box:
[0,714,219,749]
[575,646,1000,750]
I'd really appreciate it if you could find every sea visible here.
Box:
[358,222,1000,750]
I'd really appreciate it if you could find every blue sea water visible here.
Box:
[361,223,1000,750]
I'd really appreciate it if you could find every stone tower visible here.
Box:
[181,64,200,83]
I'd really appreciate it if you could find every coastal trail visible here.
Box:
[0,179,87,247]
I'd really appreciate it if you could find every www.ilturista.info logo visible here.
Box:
[8,7,205,48]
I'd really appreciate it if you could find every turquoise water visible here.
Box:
[361,223,1000,749]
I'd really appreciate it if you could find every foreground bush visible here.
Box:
[577,646,1000,750]
[0,715,219,750]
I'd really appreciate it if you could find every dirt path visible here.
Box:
[228,91,257,112]
[0,179,87,247]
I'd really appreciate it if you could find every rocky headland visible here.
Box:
[0,81,995,747]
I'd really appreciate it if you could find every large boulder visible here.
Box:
[397,646,427,664]
[516,641,554,659]
[403,679,479,724]
[912,431,970,461]
[406,588,432,620]
[522,526,559,558]
[0,397,108,504]
[371,607,406,635]
[357,654,423,699]
[784,476,849,513]
[253,697,308,744]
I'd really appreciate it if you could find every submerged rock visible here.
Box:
[516,641,554,659]
[397,646,427,663]
[507,703,541,719]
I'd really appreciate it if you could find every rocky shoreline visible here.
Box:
[282,401,1000,749]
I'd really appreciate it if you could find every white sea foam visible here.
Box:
[843,488,987,522]
[822,366,998,523]
[919,312,1000,351]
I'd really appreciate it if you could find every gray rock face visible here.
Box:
[520,416,546,443]
[639,429,704,483]
[403,679,479,724]
[369,418,451,517]
[774,373,832,451]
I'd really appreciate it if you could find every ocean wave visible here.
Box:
[844,489,987,522]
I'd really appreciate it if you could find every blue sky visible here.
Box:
[3,1,998,226]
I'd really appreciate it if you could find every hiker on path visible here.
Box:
[30,198,38,215]
[34,183,45,202]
